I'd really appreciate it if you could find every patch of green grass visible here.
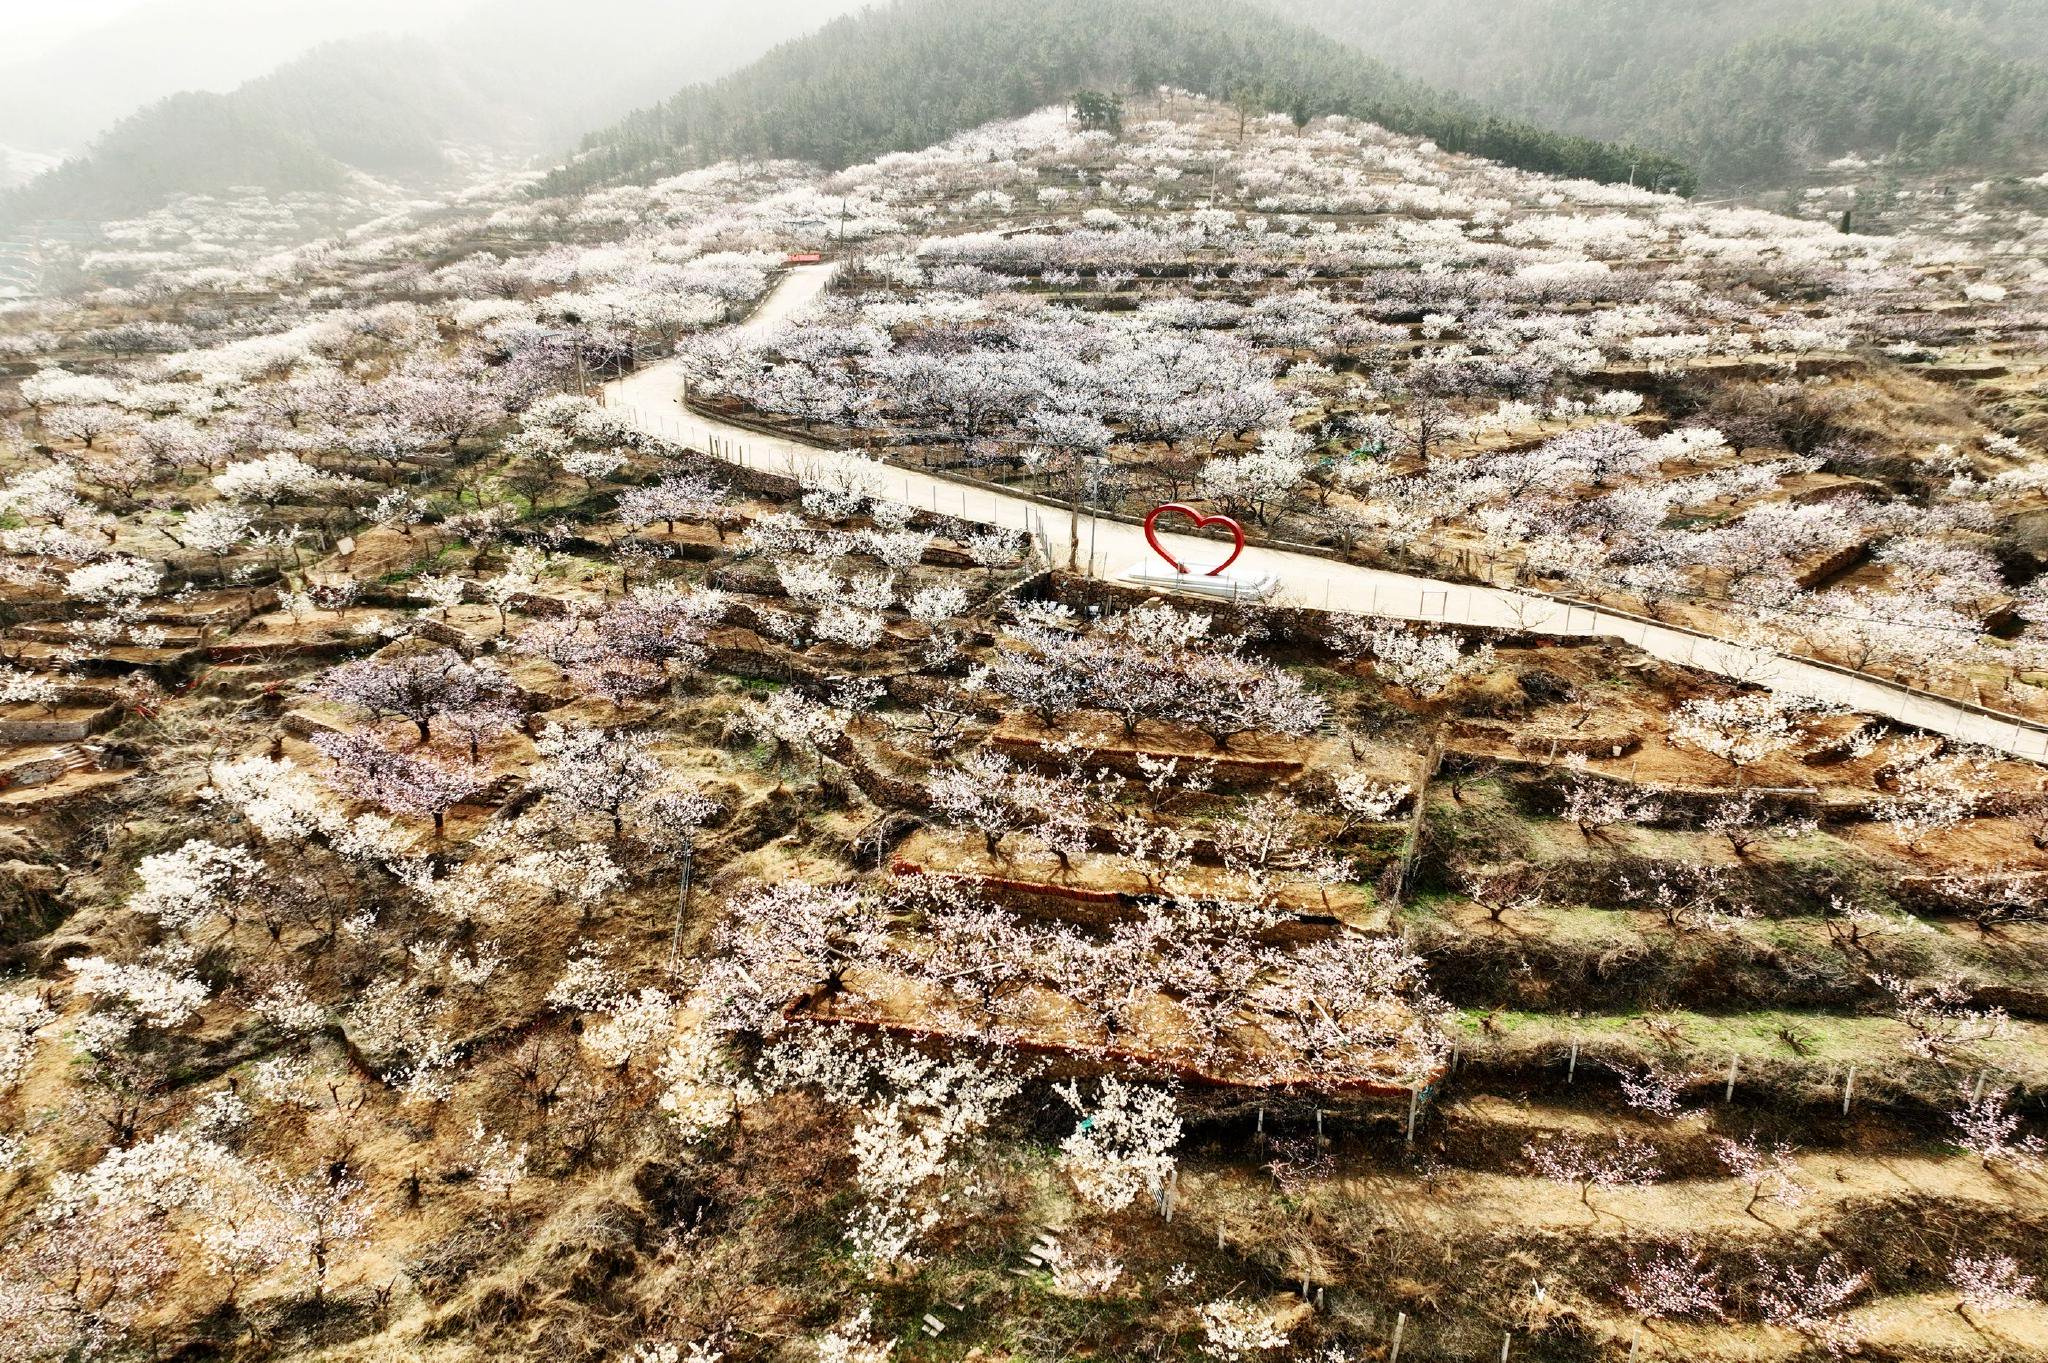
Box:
[1298,663,1364,695]
[1401,891,1455,925]
[376,542,462,583]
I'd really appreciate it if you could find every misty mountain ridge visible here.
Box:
[1270,0,2048,186]
[15,0,2037,229]
[0,38,504,225]
[550,0,1691,196]
[0,0,868,227]
[0,0,479,155]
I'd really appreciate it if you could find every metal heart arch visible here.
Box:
[1143,503,1246,577]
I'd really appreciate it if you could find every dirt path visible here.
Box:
[602,264,2048,764]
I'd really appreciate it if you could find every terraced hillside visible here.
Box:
[0,86,2043,1363]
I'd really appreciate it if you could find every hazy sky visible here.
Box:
[0,0,156,61]
[0,0,480,150]
[0,0,874,158]
[0,0,480,53]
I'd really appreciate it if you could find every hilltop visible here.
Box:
[551,0,1694,194]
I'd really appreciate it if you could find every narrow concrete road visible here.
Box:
[605,264,2048,763]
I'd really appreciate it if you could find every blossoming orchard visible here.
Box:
[0,74,2044,1363]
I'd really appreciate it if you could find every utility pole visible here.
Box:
[666,838,696,981]
[1068,480,1081,571]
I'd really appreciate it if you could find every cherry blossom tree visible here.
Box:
[1618,864,1750,936]
[0,667,61,716]
[969,610,1091,729]
[443,695,523,761]
[310,729,484,836]
[530,722,667,840]
[0,991,54,1096]
[813,1307,896,1363]
[618,473,736,538]
[1882,756,1983,852]
[732,687,849,776]
[926,748,1058,859]
[1949,1086,2045,1171]
[1254,933,1445,1080]
[1876,972,2009,1063]
[1054,1076,1181,1211]
[68,946,211,1033]
[1668,691,1829,777]
[128,839,262,933]
[1620,1240,1724,1323]
[1198,1299,1292,1361]
[1197,429,1307,524]
[1173,650,1327,750]
[1560,761,1661,839]
[314,646,504,743]
[1714,1134,1806,1216]
[167,502,254,584]
[1461,863,1543,925]
[836,1047,1021,1269]
[1754,1253,1869,1356]
[213,452,354,507]
[463,1118,530,1199]
[0,1194,175,1357]
[272,1174,372,1303]
[1951,1253,2036,1317]
[1334,618,1496,701]
[380,355,506,455]
[1705,790,1815,857]
[42,403,127,450]
[1523,1130,1660,1214]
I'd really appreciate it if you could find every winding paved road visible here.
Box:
[604,264,2048,763]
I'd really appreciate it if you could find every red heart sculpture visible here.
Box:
[1143,503,1246,577]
